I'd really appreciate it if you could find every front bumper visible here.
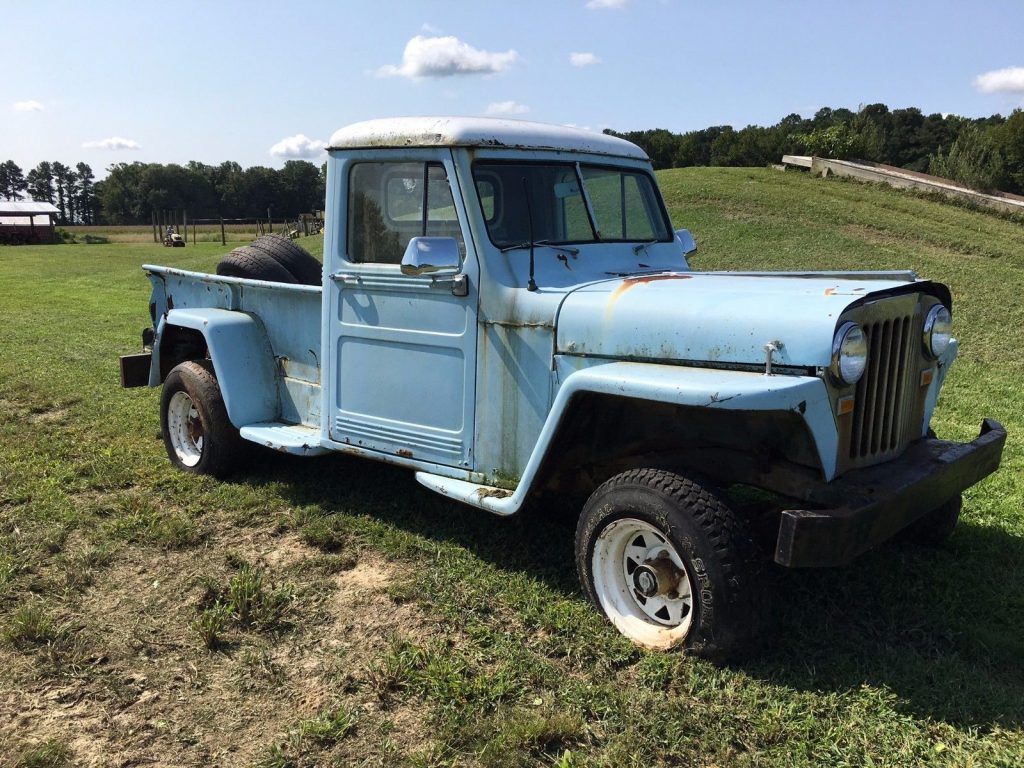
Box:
[775,419,1006,567]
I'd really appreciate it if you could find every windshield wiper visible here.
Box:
[499,239,580,256]
[632,239,660,256]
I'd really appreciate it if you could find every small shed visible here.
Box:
[0,201,60,244]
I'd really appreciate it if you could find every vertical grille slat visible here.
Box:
[887,317,911,450]
[871,320,893,454]
[848,308,918,464]
[860,321,883,455]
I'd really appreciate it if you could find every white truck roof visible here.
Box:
[328,117,648,160]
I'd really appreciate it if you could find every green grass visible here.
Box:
[1,172,1022,766]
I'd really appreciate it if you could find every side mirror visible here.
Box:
[400,236,461,276]
[675,228,697,256]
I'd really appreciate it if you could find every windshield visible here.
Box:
[472,161,671,248]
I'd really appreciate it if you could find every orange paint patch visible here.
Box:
[608,273,692,304]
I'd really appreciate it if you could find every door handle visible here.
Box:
[430,273,469,297]
[329,272,361,285]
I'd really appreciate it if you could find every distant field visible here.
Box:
[1,170,1022,766]
[64,223,303,244]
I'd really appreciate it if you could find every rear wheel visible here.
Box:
[160,360,244,478]
[576,468,768,657]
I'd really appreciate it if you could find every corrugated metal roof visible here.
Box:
[0,201,60,214]
[328,117,648,160]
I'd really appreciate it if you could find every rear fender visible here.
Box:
[156,308,279,427]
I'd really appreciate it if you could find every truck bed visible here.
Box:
[144,265,323,427]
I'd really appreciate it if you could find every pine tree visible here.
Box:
[51,162,70,223]
[0,160,27,200]
[26,161,55,203]
[75,162,96,224]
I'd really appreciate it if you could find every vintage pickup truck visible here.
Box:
[121,117,1005,657]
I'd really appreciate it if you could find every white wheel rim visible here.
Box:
[591,518,694,649]
[167,391,204,467]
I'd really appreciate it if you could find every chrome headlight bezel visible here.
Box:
[923,304,952,360]
[830,321,868,385]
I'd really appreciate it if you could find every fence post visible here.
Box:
[267,208,273,233]
[151,211,158,243]
[220,217,226,246]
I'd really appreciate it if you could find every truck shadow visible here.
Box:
[252,450,1024,732]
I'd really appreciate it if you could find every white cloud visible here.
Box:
[973,66,1024,93]
[269,133,328,159]
[485,100,530,116]
[12,100,44,112]
[570,52,601,67]
[82,136,140,150]
[378,35,517,78]
[585,0,629,9]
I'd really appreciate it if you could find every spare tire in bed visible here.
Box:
[216,246,297,283]
[248,233,322,286]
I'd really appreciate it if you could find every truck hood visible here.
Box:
[555,271,929,369]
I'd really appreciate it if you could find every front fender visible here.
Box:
[157,308,279,427]
[415,360,838,515]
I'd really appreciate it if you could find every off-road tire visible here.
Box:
[160,360,245,478]
[216,245,297,283]
[900,493,962,547]
[248,233,322,286]
[576,468,768,659]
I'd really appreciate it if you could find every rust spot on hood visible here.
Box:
[608,273,692,305]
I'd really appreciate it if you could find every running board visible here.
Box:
[239,422,329,456]
[414,472,519,516]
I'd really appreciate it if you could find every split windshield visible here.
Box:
[472,162,671,248]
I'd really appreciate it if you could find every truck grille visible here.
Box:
[850,314,918,460]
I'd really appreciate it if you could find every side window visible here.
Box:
[348,161,465,265]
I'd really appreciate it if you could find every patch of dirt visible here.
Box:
[0,397,73,426]
[0,531,438,766]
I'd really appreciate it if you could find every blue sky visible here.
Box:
[4,0,1023,176]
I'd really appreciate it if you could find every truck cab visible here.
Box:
[122,117,1005,657]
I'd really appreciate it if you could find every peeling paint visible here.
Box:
[608,273,692,306]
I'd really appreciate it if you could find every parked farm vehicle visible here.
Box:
[120,117,1006,657]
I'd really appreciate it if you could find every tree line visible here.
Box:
[605,104,1024,195]
[0,160,98,223]
[0,158,326,225]
[3,104,1023,224]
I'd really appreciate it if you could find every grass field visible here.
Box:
[1,168,1022,767]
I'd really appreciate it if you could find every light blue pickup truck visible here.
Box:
[121,117,1005,656]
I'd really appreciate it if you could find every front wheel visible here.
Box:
[160,360,244,478]
[900,494,962,547]
[575,469,768,658]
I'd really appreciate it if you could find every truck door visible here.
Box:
[326,151,478,470]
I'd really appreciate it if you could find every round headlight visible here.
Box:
[923,304,952,359]
[831,322,868,385]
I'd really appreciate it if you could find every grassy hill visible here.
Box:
[0,168,1021,766]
